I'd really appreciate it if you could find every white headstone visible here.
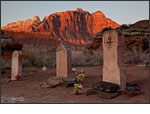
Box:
[11,51,22,80]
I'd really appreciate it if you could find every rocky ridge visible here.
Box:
[2,8,120,45]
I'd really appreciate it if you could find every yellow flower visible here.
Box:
[74,84,83,95]
[77,73,85,82]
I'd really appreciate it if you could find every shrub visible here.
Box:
[101,27,112,33]
[72,49,103,66]
[22,47,56,67]
[125,48,148,64]
[119,24,132,30]
[22,46,104,68]
[1,58,11,71]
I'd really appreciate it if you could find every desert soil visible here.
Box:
[1,65,149,103]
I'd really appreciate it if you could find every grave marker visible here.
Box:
[11,51,22,80]
[56,43,72,77]
[102,30,126,90]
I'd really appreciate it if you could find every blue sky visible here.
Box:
[1,1,149,27]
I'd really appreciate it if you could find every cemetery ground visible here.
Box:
[1,64,149,103]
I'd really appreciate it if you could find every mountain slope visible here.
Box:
[2,8,120,45]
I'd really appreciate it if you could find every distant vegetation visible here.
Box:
[125,48,148,64]
[99,24,132,34]
[101,27,112,33]
[1,30,55,39]
[72,49,103,66]
[117,24,132,30]
[22,47,103,67]
[22,47,56,67]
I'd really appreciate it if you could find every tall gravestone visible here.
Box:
[56,43,72,77]
[102,30,126,90]
[11,51,22,80]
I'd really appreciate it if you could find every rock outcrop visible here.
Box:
[1,8,120,45]
[2,16,41,32]
[87,20,149,54]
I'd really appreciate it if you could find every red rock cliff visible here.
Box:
[2,8,120,45]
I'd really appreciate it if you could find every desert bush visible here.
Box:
[22,47,56,68]
[72,48,103,66]
[1,58,11,71]
[125,48,148,64]
[101,27,112,33]
[120,24,130,29]
[117,24,132,30]
[22,46,104,68]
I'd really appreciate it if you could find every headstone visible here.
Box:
[102,30,126,90]
[56,43,72,77]
[11,51,22,80]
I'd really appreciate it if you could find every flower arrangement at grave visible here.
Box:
[74,71,85,95]
[77,73,85,82]
[145,61,149,67]
[74,83,83,95]
[15,73,22,80]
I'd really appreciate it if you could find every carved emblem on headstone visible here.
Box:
[105,36,112,47]
[104,31,116,48]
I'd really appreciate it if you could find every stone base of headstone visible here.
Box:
[86,81,122,99]
[92,81,120,93]
[63,77,77,87]
[65,81,78,87]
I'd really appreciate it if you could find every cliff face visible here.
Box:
[92,11,119,34]
[1,8,120,45]
[87,20,149,54]
[2,16,41,32]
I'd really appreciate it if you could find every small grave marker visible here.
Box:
[11,51,22,80]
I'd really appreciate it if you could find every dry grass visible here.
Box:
[1,46,148,71]
[1,58,11,70]
[22,47,103,67]
[72,48,103,66]
[125,48,148,64]
[22,47,56,67]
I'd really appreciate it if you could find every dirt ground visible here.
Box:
[1,64,149,103]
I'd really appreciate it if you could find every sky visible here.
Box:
[1,1,149,27]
